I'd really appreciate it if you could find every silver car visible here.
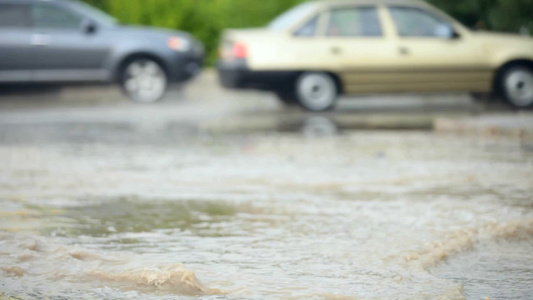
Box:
[0,0,204,102]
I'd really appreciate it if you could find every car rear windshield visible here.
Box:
[268,3,316,31]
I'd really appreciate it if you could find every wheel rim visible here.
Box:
[505,68,533,107]
[297,73,337,111]
[124,60,167,103]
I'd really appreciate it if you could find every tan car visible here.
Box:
[217,0,533,111]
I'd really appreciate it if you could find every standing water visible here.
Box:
[0,129,532,300]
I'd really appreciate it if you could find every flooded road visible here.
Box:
[1,122,532,299]
[1,75,532,299]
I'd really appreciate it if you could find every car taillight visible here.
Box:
[232,42,247,59]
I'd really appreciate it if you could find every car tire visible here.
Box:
[295,72,338,112]
[500,65,533,109]
[121,58,168,103]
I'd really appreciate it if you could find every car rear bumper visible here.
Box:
[217,59,298,91]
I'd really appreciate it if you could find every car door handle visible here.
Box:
[31,34,50,47]
[331,47,342,55]
[398,46,410,56]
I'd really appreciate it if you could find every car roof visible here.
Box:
[35,0,73,3]
[314,0,429,7]
[0,0,71,4]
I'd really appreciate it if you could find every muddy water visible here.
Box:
[0,131,532,299]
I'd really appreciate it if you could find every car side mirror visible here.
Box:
[81,19,98,35]
[435,23,459,39]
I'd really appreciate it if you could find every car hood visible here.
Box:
[107,25,204,54]
[472,31,533,44]
[113,25,196,41]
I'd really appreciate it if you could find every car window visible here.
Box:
[32,3,82,29]
[268,2,316,32]
[0,4,30,28]
[295,15,319,37]
[69,0,117,27]
[389,6,450,37]
[326,7,382,37]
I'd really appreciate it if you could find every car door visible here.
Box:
[28,2,111,82]
[0,2,33,82]
[318,5,400,94]
[385,5,492,93]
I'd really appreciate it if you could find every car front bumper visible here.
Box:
[170,53,204,83]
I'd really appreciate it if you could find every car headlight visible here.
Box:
[167,36,191,52]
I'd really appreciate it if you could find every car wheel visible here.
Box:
[500,65,533,109]
[295,72,338,112]
[121,58,168,103]
[274,90,297,106]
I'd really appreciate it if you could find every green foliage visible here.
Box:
[81,0,533,64]
[427,0,533,32]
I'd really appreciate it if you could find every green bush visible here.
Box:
[82,0,533,65]
[429,0,533,33]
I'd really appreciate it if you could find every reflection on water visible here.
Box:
[44,199,240,238]
[0,132,532,299]
[301,116,339,138]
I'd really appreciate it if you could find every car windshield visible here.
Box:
[69,0,118,26]
[268,2,316,31]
